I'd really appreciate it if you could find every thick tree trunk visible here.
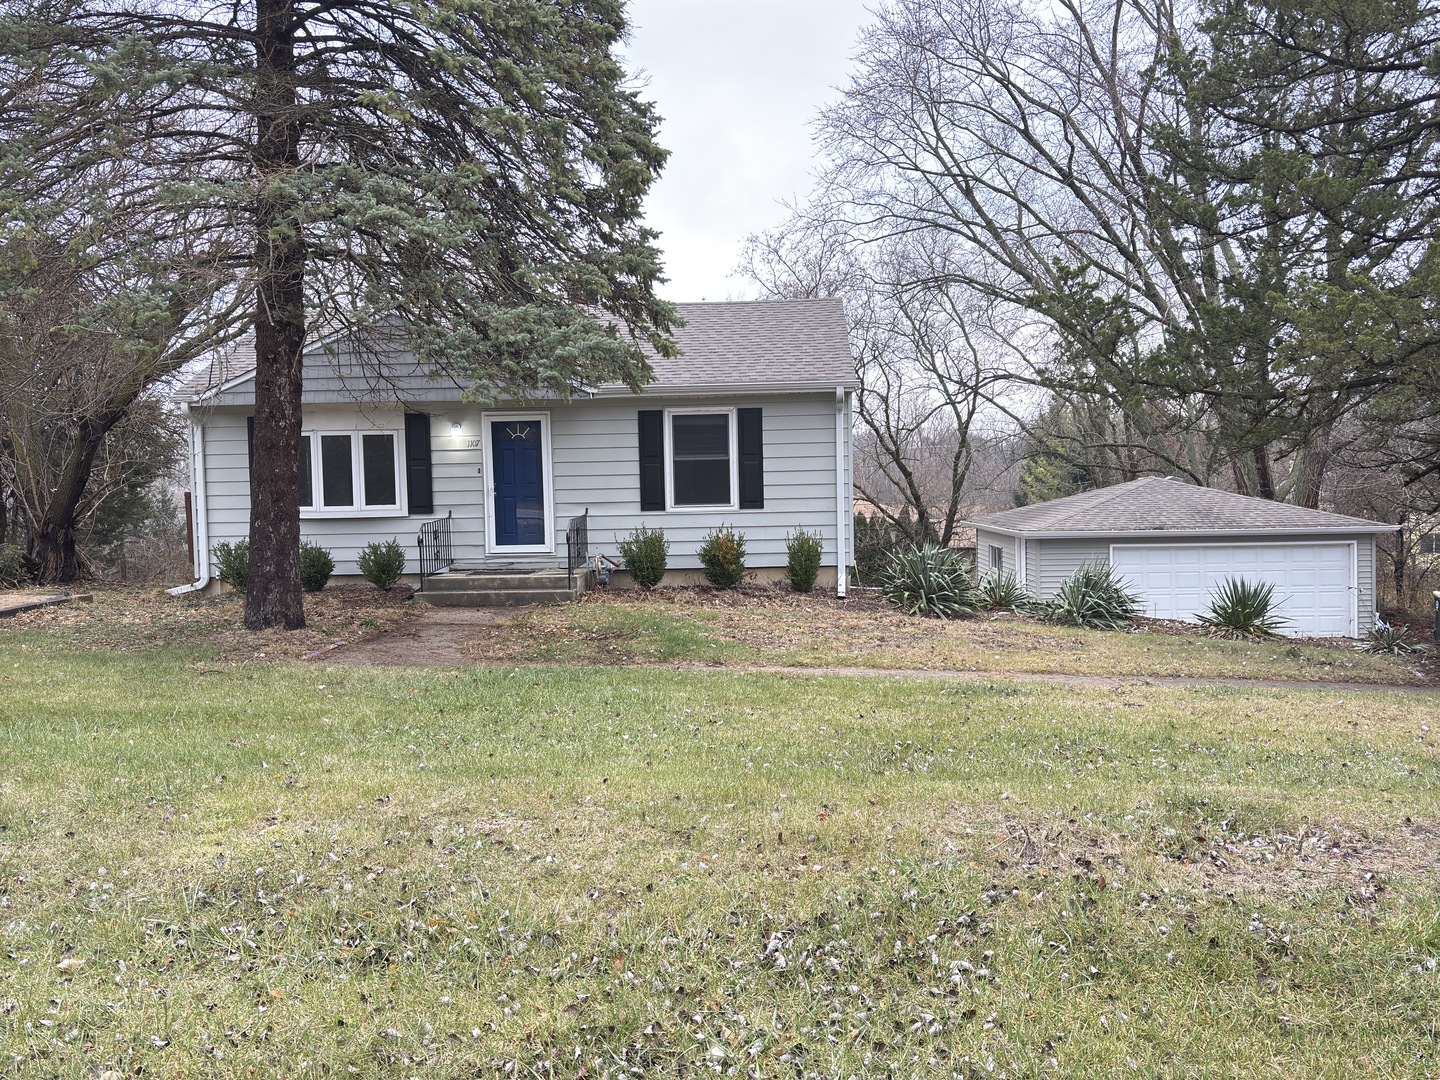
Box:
[27,423,106,584]
[244,0,307,631]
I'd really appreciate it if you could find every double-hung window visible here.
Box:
[989,545,1004,572]
[668,409,736,509]
[300,430,404,516]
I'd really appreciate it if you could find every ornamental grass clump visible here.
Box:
[785,528,823,593]
[618,525,669,589]
[1195,577,1287,639]
[978,569,1036,613]
[881,543,979,619]
[299,541,335,592]
[358,539,406,591]
[698,525,747,589]
[1045,563,1142,630]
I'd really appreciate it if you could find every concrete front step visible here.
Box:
[415,567,593,607]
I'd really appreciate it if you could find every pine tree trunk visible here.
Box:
[243,0,307,631]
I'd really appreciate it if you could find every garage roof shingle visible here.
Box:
[969,477,1391,534]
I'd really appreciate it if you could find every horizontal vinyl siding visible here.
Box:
[199,408,470,577]
[1033,538,1113,599]
[975,530,1018,577]
[197,393,843,576]
[546,395,838,570]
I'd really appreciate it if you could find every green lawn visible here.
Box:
[1,640,1438,1077]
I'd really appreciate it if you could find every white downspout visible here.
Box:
[166,406,210,595]
[835,386,848,599]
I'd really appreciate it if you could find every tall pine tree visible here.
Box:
[4,0,675,627]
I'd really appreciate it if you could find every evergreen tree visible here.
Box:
[2,0,675,626]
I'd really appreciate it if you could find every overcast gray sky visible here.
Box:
[620,0,874,302]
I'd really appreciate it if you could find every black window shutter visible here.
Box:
[246,416,255,471]
[738,408,764,510]
[638,410,665,511]
[404,412,434,516]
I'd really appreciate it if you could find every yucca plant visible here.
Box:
[1195,577,1287,639]
[881,544,980,619]
[1044,563,1142,630]
[978,569,1037,613]
[1364,622,1420,655]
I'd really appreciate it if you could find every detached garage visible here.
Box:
[969,477,1398,638]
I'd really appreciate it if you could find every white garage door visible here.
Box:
[1111,542,1355,637]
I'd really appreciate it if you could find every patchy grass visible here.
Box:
[0,584,413,663]
[477,587,1433,686]
[1,642,1438,1076]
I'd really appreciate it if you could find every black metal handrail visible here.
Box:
[566,508,589,592]
[416,511,453,592]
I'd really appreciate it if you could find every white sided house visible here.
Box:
[174,298,858,601]
[969,477,1399,638]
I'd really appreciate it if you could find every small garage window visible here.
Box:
[989,545,1004,572]
[1420,532,1439,555]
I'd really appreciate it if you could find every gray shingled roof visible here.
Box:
[174,298,855,403]
[969,477,1392,534]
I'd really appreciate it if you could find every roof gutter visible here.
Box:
[166,407,210,595]
[965,522,1401,539]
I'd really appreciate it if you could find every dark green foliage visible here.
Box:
[0,543,29,587]
[978,570,1036,613]
[357,540,406,591]
[698,526,747,589]
[212,540,249,592]
[1195,577,1288,639]
[299,541,335,593]
[1044,563,1142,630]
[785,528,824,593]
[1364,623,1420,655]
[853,512,895,585]
[618,525,669,590]
[881,544,980,619]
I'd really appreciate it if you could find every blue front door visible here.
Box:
[492,419,546,547]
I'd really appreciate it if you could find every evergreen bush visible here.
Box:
[0,543,28,588]
[698,525,747,589]
[358,539,407,591]
[978,569,1037,613]
[299,541,335,592]
[618,525,669,589]
[785,528,824,593]
[211,540,249,592]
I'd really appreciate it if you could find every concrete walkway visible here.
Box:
[0,591,90,619]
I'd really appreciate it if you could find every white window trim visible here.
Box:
[482,411,555,554]
[664,406,738,512]
[300,427,407,518]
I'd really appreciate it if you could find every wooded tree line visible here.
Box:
[744,0,1440,604]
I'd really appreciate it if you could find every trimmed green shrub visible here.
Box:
[0,543,28,588]
[1195,577,1287,639]
[618,524,669,589]
[698,525,747,589]
[358,539,407,591]
[853,512,894,585]
[785,528,823,593]
[978,569,1036,613]
[1044,563,1142,630]
[1364,622,1420,655]
[299,541,335,592]
[211,539,249,592]
[881,543,979,619]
